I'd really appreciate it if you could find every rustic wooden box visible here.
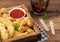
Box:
[2,4,40,42]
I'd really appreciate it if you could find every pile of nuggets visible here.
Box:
[0,8,34,40]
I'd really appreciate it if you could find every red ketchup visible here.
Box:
[10,9,24,19]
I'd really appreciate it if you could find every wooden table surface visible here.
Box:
[0,0,60,42]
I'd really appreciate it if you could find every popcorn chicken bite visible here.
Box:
[27,20,34,27]
[0,23,9,40]
[3,20,12,27]
[23,17,30,22]
[20,19,27,26]
[23,17,34,27]
[2,13,9,18]
[27,29,34,33]
[13,19,22,25]
[0,17,4,23]
[7,25,15,38]
[19,26,26,33]
[0,8,7,13]
[0,27,9,40]
[25,26,30,30]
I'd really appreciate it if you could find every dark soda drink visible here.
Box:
[30,0,50,14]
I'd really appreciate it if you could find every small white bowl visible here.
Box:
[8,8,26,19]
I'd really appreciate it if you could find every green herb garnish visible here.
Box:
[43,13,49,20]
[13,23,19,31]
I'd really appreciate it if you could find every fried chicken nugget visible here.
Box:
[0,22,5,27]
[25,26,34,33]
[0,27,9,40]
[7,25,15,38]
[13,31,28,37]
[18,26,26,33]
[27,20,34,27]
[0,17,4,23]
[27,29,34,33]
[23,17,30,22]
[3,19,14,38]
[13,31,20,37]
[3,20,12,27]
[23,17,34,27]
[20,19,27,26]
[0,8,7,13]
[13,19,22,25]
[0,23,9,40]
[2,13,9,18]
[6,17,15,22]
[25,26,30,30]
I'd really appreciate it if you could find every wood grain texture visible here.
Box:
[0,0,60,42]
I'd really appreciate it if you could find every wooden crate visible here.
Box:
[2,4,40,42]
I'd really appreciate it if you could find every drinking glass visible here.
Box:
[30,0,50,15]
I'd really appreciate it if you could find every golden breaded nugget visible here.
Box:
[27,29,34,33]
[25,26,30,30]
[0,23,9,40]
[6,17,14,22]
[2,13,9,18]
[13,31,21,37]
[3,20,12,27]
[0,17,4,23]
[19,26,26,33]
[22,17,34,27]
[27,20,34,27]
[23,17,30,22]
[13,19,22,25]
[0,23,5,27]
[0,27,9,40]
[7,25,15,38]
[20,19,27,26]
[0,8,7,13]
